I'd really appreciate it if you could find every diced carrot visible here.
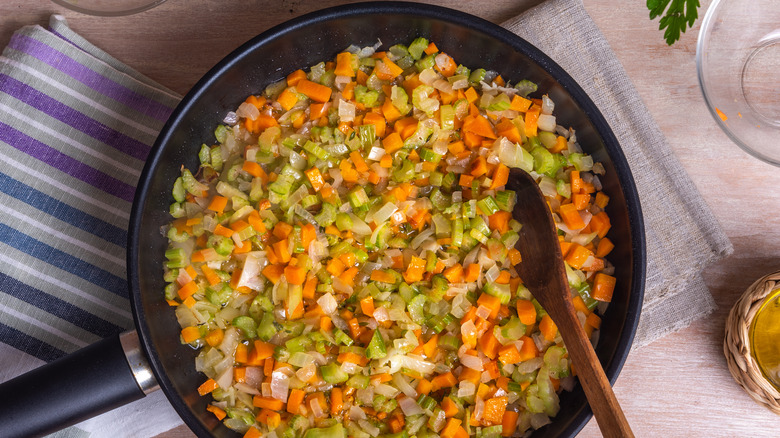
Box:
[441,418,463,438]
[207,195,228,214]
[256,409,281,428]
[330,386,344,416]
[286,69,307,86]
[207,405,227,421]
[510,95,532,112]
[507,248,522,265]
[590,211,612,238]
[197,378,218,396]
[273,239,291,263]
[181,326,201,344]
[539,314,558,341]
[596,237,615,258]
[284,265,306,285]
[502,410,520,437]
[431,371,458,392]
[517,335,539,361]
[334,52,356,77]
[464,87,479,103]
[462,115,497,139]
[490,164,510,190]
[349,150,370,173]
[524,105,541,137]
[458,366,482,385]
[572,192,591,210]
[403,256,426,283]
[253,396,283,411]
[477,292,502,320]
[495,270,511,284]
[370,269,396,284]
[359,296,375,317]
[326,257,346,277]
[488,210,511,234]
[470,156,488,177]
[442,264,464,283]
[565,243,594,270]
[559,203,586,230]
[296,79,332,103]
[464,264,480,283]
[277,87,299,111]
[586,312,602,329]
[235,343,248,363]
[571,294,591,315]
[177,281,198,300]
[549,135,568,153]
[304,167,325,192]
[480,329,500,360]
[205,328,224,347]
[570,170,583,194]
[416,378,433,395]
[243,427,262,438]
[595,191,610,208]
[442,396,459,418]
[381,98,403,122]
[483,396,508,426]
[498,344,522,365]
[361,112,386,139]
[374,58,404,81]
[262,264,285,284]
[273,221,293,240]
[592,273,617,302]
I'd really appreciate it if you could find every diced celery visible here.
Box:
[366,329,387,359]
[320,363,349,384]
[232,316,257,339]
[408,37,429,60]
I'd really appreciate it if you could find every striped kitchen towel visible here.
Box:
[0,15,184,437]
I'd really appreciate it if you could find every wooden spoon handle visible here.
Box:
[555,306,634,438]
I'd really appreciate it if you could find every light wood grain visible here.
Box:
[2,0,778,436]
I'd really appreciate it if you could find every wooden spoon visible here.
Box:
[506,168,633,438]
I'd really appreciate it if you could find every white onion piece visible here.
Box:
[411,228,434,249]
[271,368,291,402]
[215,366,233,389]
[223,111,238,125]
[375,383,400,398]
[317,293,338,315]
[485,264,500,283]
[338,99,356,122]
[393,373,418,398]
[296,363,316,382]
[458,380,476,397]
[349,405,367,420]
[399,395,424,416]
[367,146,385,161]
[234,382,260,395]
[541,94,555,115]
[244,366,263,388]
[460,353,484,371]
[236,102,260,120]
[475,305,491,321]
[349,213,374,236]
[359,419,380,437]
[310,399,325,418]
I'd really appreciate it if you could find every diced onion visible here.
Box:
[460,353,484,371]
[458,380,476,397]
[399,395,424,416]
[317,293,338,315]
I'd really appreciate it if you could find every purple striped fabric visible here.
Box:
[0,73,151,161]
[8,33,172,123]
[0,120,136,202]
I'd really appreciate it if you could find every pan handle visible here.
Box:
[0,331,158,438]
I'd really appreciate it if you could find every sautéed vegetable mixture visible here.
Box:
[163,37,617,438]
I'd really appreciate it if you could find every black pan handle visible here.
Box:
[0,331,158,438]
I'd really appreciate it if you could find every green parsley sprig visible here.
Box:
[647,0,701,45]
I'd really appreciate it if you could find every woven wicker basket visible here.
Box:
[724,270,780,414]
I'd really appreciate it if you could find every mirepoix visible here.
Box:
[163,37,617,438]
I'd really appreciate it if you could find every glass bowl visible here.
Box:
[696,0,780,166]
[50,0,166,16]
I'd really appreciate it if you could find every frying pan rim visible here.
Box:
[127,2,646,437]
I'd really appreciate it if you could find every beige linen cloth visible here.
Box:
[503,0,733,348]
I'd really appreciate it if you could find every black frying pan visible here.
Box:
[0,3,645,437]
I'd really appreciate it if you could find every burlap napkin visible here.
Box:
[0,15,183,437]
[503,0,733,348]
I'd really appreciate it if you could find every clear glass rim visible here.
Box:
[695,0,780,167]
[50,0,166,17]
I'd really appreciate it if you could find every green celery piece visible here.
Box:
[320,363,349,384]
[408,37,429,60]
[257,312,277,341]
[232,316,257,339]
[366,329,387,359]
[303,422,345,438]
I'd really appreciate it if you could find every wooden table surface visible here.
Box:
[3,0,779,436]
